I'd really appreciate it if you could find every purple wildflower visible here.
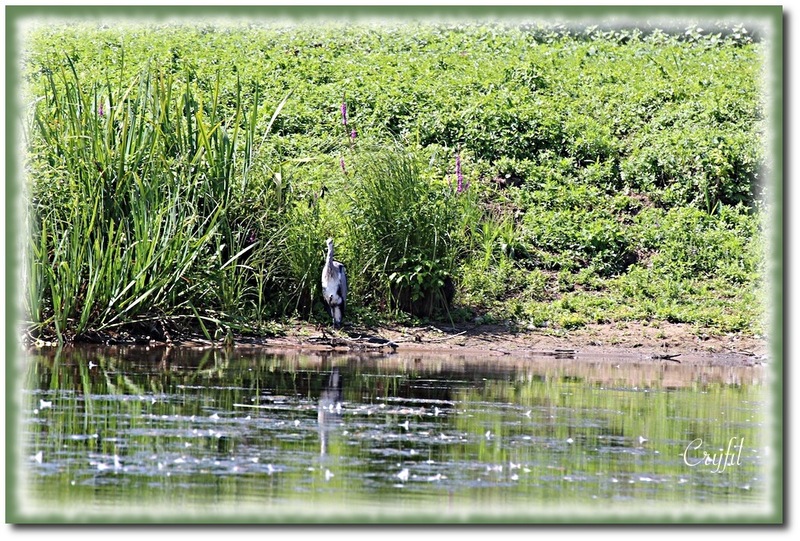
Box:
[456,152,464,193]
[341,100,348,126]
[340,157,347,175]
[97,102,105,117]
[350,129,357,141]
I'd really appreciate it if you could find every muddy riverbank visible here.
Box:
[24,320,770,368]
[230,321,770,367]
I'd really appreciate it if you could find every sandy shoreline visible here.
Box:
[229,320,770,368]
[24,320,770,369]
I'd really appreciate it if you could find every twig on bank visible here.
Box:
[422,330,467,343]
[648,353,682,363]
[307,333,398,350]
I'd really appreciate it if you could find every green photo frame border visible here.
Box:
[4,4,784,525]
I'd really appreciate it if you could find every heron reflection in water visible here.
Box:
[318,367,344,456]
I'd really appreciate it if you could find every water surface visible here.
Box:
[15,345,769,522]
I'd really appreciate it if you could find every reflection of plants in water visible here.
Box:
[452,372,763,500]
[20,347,766,518]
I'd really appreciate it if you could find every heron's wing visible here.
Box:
[337,264,347,308]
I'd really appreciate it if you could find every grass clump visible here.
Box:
[24,61,285,341]
[344,145,464,318]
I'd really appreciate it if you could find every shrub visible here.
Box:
[639,205,761,282]
[345,146,462,317]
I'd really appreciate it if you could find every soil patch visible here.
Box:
[26,320,769,368]
[233,321,769,368]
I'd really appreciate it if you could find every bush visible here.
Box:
[523,205,636,277]
[637,205,761,282]
[345,146,463,317]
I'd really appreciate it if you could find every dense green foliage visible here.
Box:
[20,21,768,341]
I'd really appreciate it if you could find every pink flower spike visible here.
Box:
[456,152,464,193]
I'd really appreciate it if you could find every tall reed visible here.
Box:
[24,58,287,342]
[345,145,465,317]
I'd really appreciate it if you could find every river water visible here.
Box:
[12,344,771,523]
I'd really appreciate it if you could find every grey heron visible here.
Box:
[321,237,347,328]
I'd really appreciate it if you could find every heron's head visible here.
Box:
[326,237,334,250]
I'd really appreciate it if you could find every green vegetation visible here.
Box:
[19,21,768,342]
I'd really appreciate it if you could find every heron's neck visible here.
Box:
[326,246,334,265]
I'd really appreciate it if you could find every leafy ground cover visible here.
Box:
[18,20,770,344]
